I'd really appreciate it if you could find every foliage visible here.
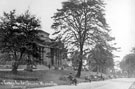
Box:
[89,43,114,73]
[52,0,113,77]
[0,10,43,73]
[120,53,135,77]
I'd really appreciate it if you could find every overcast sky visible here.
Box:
[0,0,134,61]
[105,0,135,61]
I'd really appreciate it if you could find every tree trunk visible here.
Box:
[26,55,33,72]
[76,59,82,77]
[76,45,83,78]
[12,51,18,74]
[12,51,23,74]
[97,65,99,74]
[12,62,19,74]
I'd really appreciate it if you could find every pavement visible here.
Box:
[32,78,135,89]
[129,81,135,89]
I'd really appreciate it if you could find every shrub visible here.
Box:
[59,76,67,81]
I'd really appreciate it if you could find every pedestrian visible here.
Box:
[68,73,73,82]
[68,73,77,85]
[72,77,77,85]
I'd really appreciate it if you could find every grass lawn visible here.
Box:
[0,69,78,89]
[0,69,107,89]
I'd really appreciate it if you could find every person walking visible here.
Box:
[68,73,77,85]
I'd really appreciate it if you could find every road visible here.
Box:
[33,78,135,89]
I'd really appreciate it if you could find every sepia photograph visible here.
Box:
[0,0,134,89]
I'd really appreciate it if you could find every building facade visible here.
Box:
[37,30,51,66]
[38,30,67,68]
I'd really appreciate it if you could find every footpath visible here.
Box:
[32,78,135,89]
[32,80,112,89]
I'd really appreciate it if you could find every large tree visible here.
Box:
[0,10,43,73]
[52,0,111,77]
[120,53,135,77]
[120,47,135,77]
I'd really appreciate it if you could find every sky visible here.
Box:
[0,0,134,61]
[105,0,135,61]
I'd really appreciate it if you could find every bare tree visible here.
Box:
[52,0,111,77]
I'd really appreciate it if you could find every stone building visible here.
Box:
[37,30,51,66]
[37,30,67,68]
